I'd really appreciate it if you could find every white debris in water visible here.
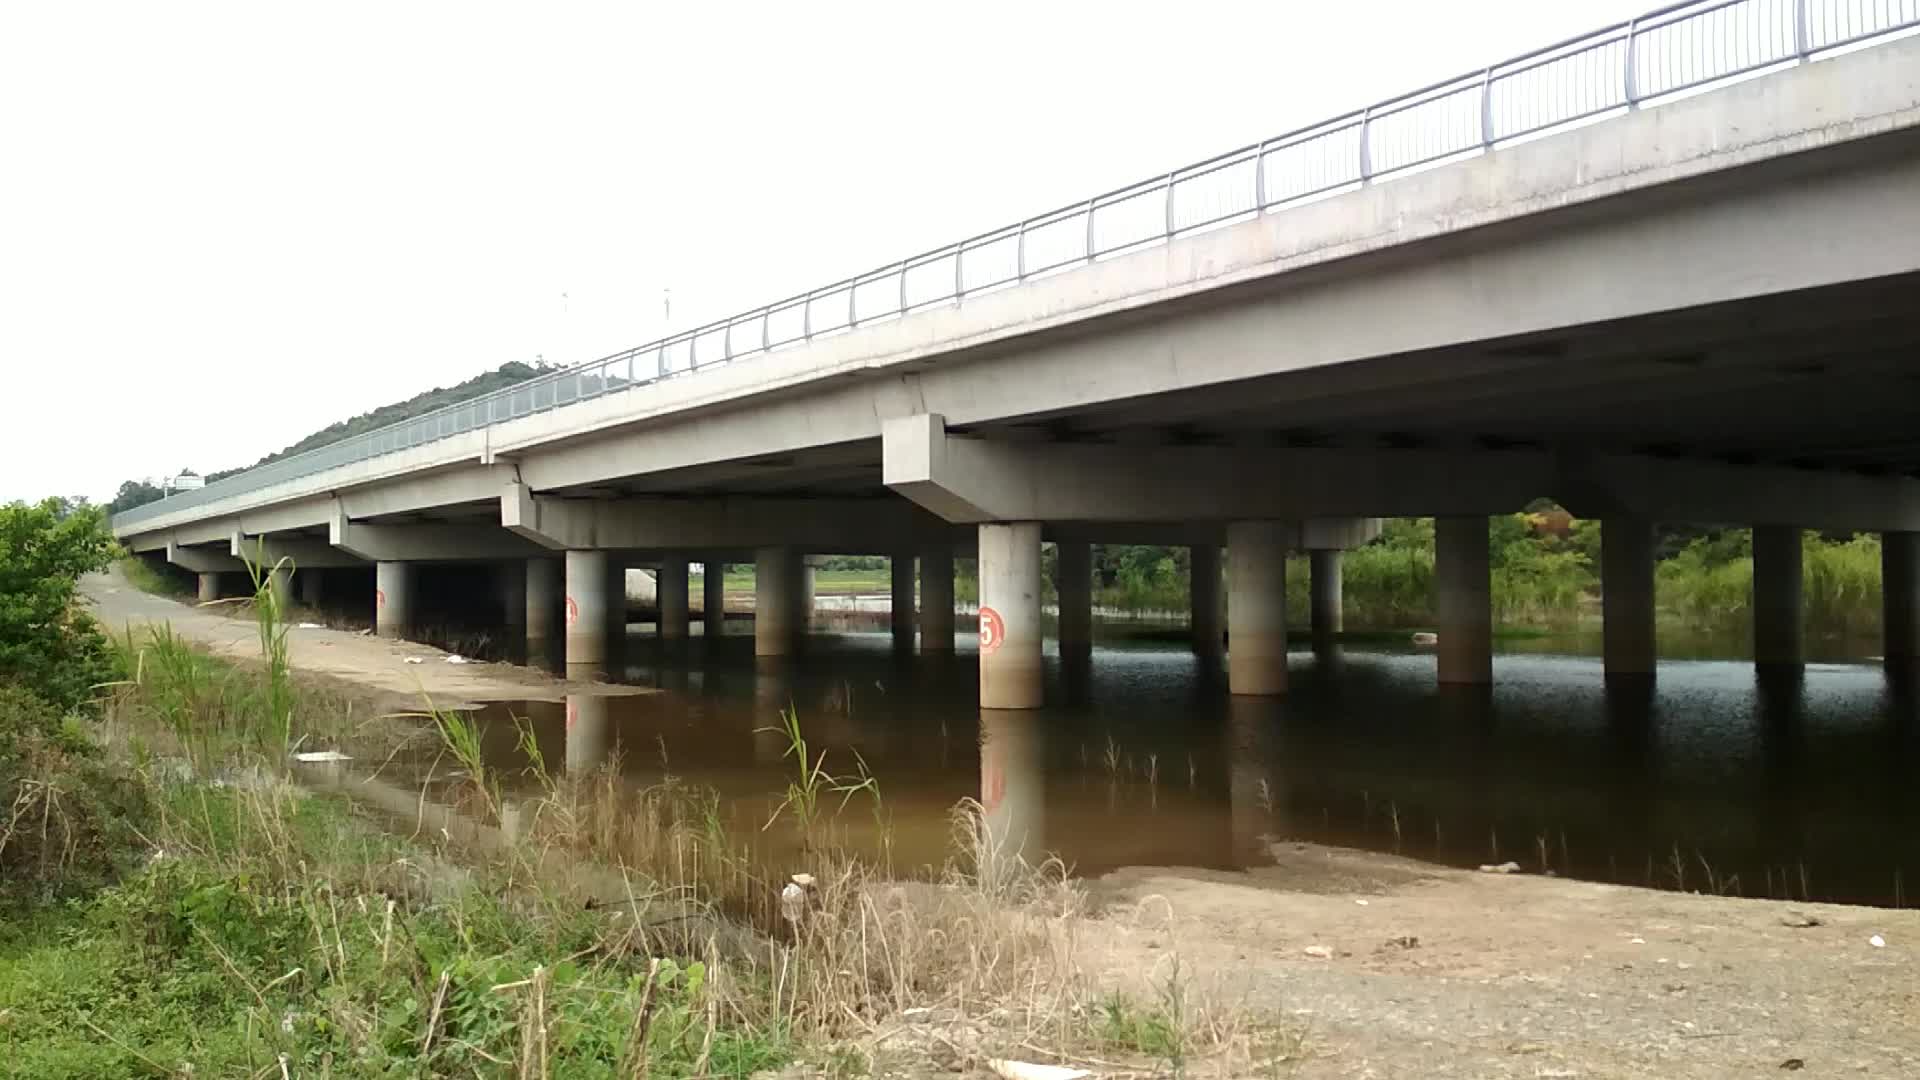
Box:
[291,750,351,763]
[987,1062,1090,1080]
[1871,934,1887,948]
[1303,945,1334,959]
[1478,861,1521,874]
[444,655,470,664]
[297,622,324,629]
[403,657,425,665]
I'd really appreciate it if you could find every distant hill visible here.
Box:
[111,360,556,514]
[205,360,556,483]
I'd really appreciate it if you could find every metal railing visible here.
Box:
[114,0,1920,530]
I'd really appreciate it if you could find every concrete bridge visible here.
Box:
[116,1,1920,706]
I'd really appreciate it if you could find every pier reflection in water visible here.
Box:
[463,631,1920,907]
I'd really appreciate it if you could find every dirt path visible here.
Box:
[84,568,650,709]
[1082,844,1920,1078]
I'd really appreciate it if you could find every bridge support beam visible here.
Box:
[1309,550,1344,640]
[300,567,323,608]
[527,557,561,665]
[375,562,413,640]
[267,566,292,611]
[659,557,690,640]
[891,552,916,652]
[1191,544,1223,657]
[920,545,955,652]
[1603,517,1657,679]
[979,522,1043,709]
[605,558,629,668]
[1885,532,1920,666]
[1436,516,1493,685]
[1056,540,1092,661]
[566,550,610,677]
[1753,526,1803,669]
[755,546,804,657]
[197,573,221,604]
[703,560,727,636]
[1228,522,1290,696]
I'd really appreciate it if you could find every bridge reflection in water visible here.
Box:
[460,632,1920,907]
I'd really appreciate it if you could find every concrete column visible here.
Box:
[1055,540,1092,659]
[1191,544,1223,656]
[196,573,220,604]
[604,559,629,667]
[299,567,323,608]
[268,565,293,612]
[565,550,610,676]
[1885,532,1920,664]
[801,561,817,632]
[658,556,690,640]
[920,544,955,652]
[1436,516,1493,685]
[1753,525,1803,668]
[755,546,804,657]
[527,557,562,662]
[1602,517,1656,678]
[375,561,413,639]
[978,522,1044,710]
[891,552,916,652]
[703,560,727,637]
[500,561,527,639]
[1227,521,1290,696]
[1309,549,1344,640]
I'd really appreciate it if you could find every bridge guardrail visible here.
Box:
[114,0,1920,531]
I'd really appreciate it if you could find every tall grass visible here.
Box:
[1659,531,1882,636]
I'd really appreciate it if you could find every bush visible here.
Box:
[0,499,120,712]
[0,687,149,906]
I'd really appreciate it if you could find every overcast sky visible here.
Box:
[0,0,1648,504]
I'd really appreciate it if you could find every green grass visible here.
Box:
[117,554,192,598]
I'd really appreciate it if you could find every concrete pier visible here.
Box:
[703,560,727,637]
[1227,521,1290,696]
[1436,516,1492,685]
[1885,531,1920,665]
[268,565,292,611]
[755,546,804,657]
[658,556,690,640]
[1056,540,1092,660]
[978,522,1043,709]
[1602,517,1656,678]
[891,552,916,652]
[197,573,219,604]
[1753,525,1803,668]
[527,557,561,663]
[565,550,610,676]
[1309,549,1343,640]
[299,567,322,608]
[1191,544,1223,656]
[920,544,955,653]
[375,561,413,639]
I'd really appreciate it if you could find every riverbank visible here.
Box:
[59,569,1920,1075]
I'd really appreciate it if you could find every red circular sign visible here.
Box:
[978,606,1005,654]
[565,596,580,626]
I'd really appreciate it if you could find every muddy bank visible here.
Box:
[1082,844,1920,1077]
[84,568,652,709]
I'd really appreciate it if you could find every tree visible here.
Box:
[0,499,118,711]
[106,479,165,515]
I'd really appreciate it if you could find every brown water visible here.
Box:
[463,625,1920,907]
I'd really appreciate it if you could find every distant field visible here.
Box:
[693,567,892,597]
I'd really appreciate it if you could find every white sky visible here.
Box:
[0,0,1646,504]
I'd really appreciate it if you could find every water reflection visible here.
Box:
[449,629,1920,906]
